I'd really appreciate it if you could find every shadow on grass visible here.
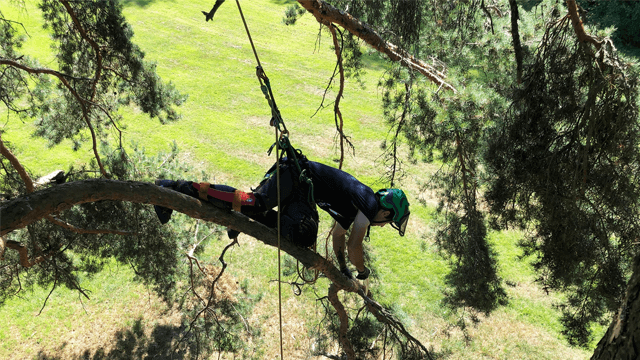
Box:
[36,318,189,360]
[270,0,298,5]
[121,0,174,8]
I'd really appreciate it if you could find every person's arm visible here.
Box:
[347,210,370,272]
[332,222,348,270]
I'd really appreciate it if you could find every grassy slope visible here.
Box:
[1,0,599,359]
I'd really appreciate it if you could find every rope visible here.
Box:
[234,2,284,358]
[275,119,284,360]
[236,0,314,207]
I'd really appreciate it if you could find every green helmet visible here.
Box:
[376,188,410,236]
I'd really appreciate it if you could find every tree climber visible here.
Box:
[154,154,410,281]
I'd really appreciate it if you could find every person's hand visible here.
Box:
[356,266,370,280]
[340,267,353,279]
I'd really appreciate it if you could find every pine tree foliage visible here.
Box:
[293,0,640,346]
[1,0,185,150]
[1,0,187,306]
[3,0,640,356]
[484,15,640,345]
[583,0,640,56]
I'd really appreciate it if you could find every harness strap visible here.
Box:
[233,190,244,212]
[198,182,211,201]
[192,182,257,207]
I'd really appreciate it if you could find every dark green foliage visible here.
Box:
[337,0,511,317]
[282,3,306,26]
[347,314,385,359]
[582,0,640,56]
[30,0,186,146]
[484,19,640,345]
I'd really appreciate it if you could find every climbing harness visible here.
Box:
[191,183,256,211]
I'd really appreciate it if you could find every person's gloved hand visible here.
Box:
[356,266,370,280]
[340,267,353,279]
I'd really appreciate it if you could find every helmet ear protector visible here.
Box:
[376,189,410,236]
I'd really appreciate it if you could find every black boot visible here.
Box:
[154,180,178,224]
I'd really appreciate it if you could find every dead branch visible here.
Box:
[327,24,350,169]
[297,0,457,93]
[181,237,240,350]
[362,292,434,360]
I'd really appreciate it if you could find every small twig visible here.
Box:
[229,302,250,333]
[37,276,58,316]
[78,291,89,316]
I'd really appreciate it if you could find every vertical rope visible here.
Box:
[276,117,284,360]
[235,0,262,69]
[234,2,284,357]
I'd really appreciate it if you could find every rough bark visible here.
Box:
[296,0,457,93]
[0,179,354,287]
[591,255,640,360]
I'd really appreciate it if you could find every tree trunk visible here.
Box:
[591,255,640,359]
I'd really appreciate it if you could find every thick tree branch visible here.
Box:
[296,0,457,93]
[566,0,601,50]
[0,179,353,288]
[0,179,433,357]
[509,0,523,84]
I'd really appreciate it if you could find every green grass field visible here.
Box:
[1,0,602,359]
